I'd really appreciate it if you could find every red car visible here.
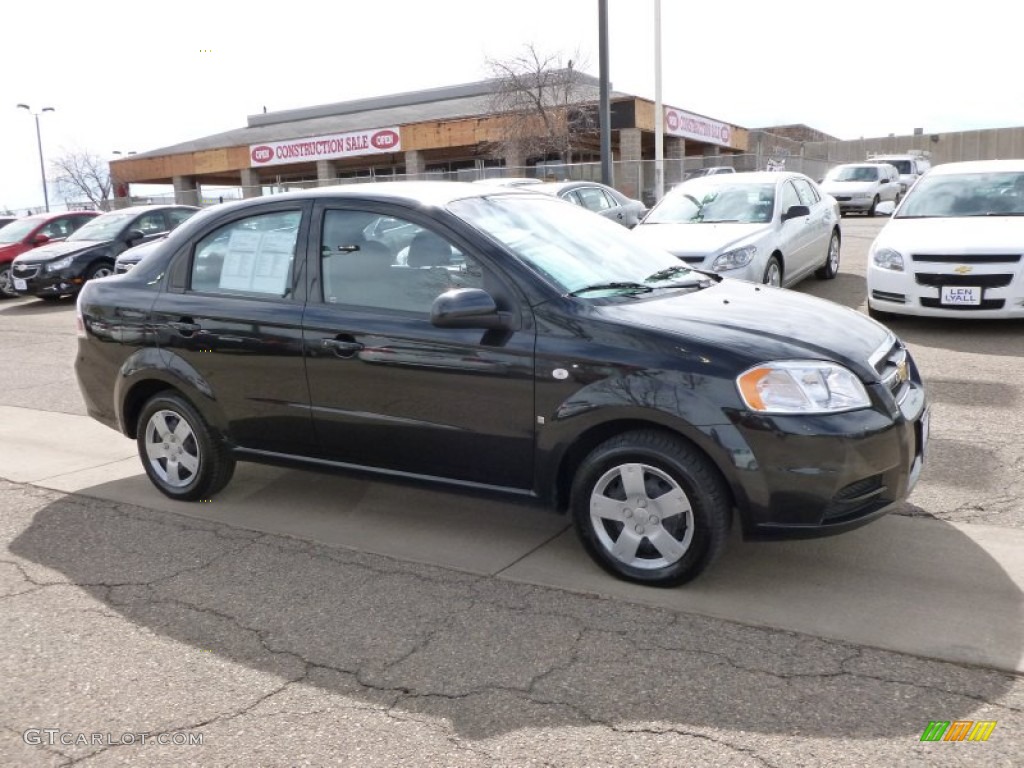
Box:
[0,211,100,298]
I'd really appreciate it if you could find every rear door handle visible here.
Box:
[321,337,363,357]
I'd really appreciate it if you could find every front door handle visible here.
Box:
[168,318,201,336]
[321,337,363,358]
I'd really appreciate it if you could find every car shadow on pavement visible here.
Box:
[875,316,1024,358]
[794,272,866,311]
[7,480,1021,746]
[0,297,75,315]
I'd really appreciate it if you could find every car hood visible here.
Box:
[821,181,876,195]
[878,216,1024,252]
[596,278,891,378]
[632,222,771,256]
[13,239,108,263]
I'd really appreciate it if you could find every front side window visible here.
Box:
[168,209,198,228]
[133,211,167,235]
[190,210,301,297]
[320,209,483,313]
[793,179,820,207]
[779,182,802,213]
[573,187,614,212]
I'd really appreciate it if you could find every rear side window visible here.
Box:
[189,210,301,298]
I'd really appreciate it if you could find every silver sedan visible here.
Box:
[631,172,842,287]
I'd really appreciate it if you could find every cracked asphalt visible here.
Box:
[1,216,1022,766]
[1,481,1021,767]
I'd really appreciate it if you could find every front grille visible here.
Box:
[920,297,1005,310]
[911,253,1022,264]
[12,264,40,279]
[678,256,704,265]
[872,338,909,400]
[834,196,851,202]
[915,273,1013,288]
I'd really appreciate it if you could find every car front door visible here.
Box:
[301,203,537,491]
[777,179,814,281]
[792,177,833,279]
[151,203,315,454]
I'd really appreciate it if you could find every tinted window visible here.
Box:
[320,209,483,313]
[168,208,198,228]
[189,210,301,297]
[40,217,79,238]
[134,211,167,235]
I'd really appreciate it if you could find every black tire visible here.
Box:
[815,230,841,280]
[762,255,782,287]
[867,196,879,217]
[136,392,235,501]
[0,265,17,299]
[85,262,115,282]
[570,430,731,587]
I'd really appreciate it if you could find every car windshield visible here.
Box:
[0,218,40,243]
[828,166,879,182]
[67,211,136,242]
[449,195,693,295]
[643,182,776,224]
[896,172,1024,218]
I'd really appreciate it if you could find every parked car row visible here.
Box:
[5,205,199,300]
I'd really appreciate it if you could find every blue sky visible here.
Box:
[1,0,1019,210]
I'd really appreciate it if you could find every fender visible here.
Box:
[115,347,230,441]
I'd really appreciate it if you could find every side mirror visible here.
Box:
[31,233,50,245]
[781,205,811,222]
[431,288,512,330]
[124,229,146,246]
[875,201,897,216]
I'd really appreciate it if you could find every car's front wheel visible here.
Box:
[815,230,841,279]
[571,430,731,587]
[0,265,16,298]
[762,255,782,287]
[136,392,235,501]
[85,262,114,282]
[867,196,879,217]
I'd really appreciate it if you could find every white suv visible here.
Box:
[821,163,902,216]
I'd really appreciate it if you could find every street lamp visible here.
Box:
[16,104,55,212]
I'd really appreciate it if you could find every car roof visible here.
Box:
[927,159,1024,176]
[676,171,805,185]
[98,204,201,216]
[214,181,535,215]
[831,163,885,169]
[9,210,100,224]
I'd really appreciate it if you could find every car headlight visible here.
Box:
[872,247,904,272]
[737,361,870,414]
[46,255,75,272]
[711,245,757,272]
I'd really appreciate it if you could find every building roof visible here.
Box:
[133,73,630,159]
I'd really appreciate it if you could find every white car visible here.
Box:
[867,159,1024,319]
[631,171,841,287]
[821,163,902,216]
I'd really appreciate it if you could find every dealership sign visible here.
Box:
[249,127,402,167]
[664,108,732,147]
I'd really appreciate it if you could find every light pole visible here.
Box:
[16,104,55,212]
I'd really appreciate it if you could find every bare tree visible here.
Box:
[484,44,599,168]
[49,149,112,210]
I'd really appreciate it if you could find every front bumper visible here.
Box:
[11,263,86,297]
[867,259,1024,318]
[708,355,928,539]
[833,196,875,213]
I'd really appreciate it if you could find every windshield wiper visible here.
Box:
[567,281,653,297]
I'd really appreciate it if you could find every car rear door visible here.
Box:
[301,202,536,491]
[151,201,315,454]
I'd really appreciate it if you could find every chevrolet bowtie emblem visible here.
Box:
[953,265,973,274]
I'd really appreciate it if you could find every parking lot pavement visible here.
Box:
[1,398,1022,675]
[2,480,1021,767]
[2,215,1024,764]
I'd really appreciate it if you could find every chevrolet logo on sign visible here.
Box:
[953,265,973,274]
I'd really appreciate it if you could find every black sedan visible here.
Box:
[11,204,198,299]
[74,182,928,586]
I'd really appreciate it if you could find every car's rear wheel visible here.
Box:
[136,392,235,501]
[867,196,879,217]
[815,230,841,280]
[0,265,16,298]
[762,255,782,287]
[571,430,731,587]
